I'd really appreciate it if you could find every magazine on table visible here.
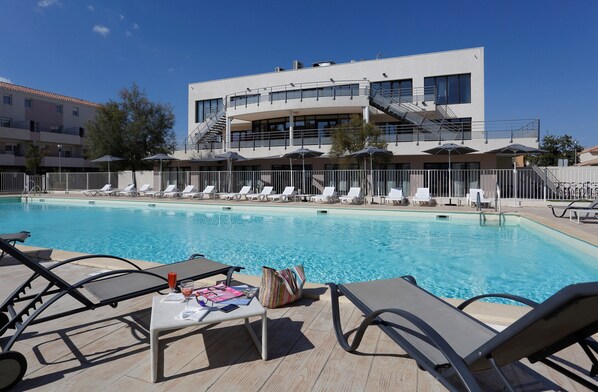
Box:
[194,283,244,303]
[217,285,258,306]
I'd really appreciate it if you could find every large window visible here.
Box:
[371,79,413,100]
[424,74,471,104]
[24,98,32,108]
[195,98,223,123]
[269,84,359,102]
[3,95,12,105]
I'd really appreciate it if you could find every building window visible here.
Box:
[24,98,32,108]
[371,79,413,100]
[424,74,471,104]
[195,98,223,123]
[56,104,63,113]
[3,95,12,105]
[72,106,79,116]
[0,117,11,127]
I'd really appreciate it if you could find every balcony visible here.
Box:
[0,121,84,145]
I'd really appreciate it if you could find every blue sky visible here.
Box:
[1,0,597,147]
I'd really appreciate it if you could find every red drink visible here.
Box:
[168,272,177,292]
[181,287,193,297]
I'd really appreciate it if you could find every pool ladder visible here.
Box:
[21,180,42,203]
[479,183,505,226]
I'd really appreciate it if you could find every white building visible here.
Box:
[181,47,539,173]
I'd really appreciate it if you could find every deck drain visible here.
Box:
[148,203,156,207]
[317,210,328,214]
[222,206,232,211]
[436,215,449,220]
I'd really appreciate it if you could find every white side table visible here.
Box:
[149,295,267,382]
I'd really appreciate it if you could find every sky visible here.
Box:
[1,0,597,147]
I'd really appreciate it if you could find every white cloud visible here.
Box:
[92,24,110,36]
[125,30,132,37]
[38,0,61,7]
[167,68,175,72]
[87,5,94,11]
[0,76,13,84]
[119,14,125,21]
[133,23,139,30]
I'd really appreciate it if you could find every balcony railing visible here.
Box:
[1,121,84,136]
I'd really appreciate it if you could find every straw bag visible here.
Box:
[259,265,306,308]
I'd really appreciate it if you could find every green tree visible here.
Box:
[528,134,584,166]
[25,143,45,175]
[86,84,176,183]
[329,115,388,168]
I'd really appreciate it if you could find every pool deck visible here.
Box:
[1,194,597,390]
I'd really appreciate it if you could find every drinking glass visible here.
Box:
[167,272,177,293]
[180,280,194,311]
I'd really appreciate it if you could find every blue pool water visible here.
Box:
[1,200,597,303]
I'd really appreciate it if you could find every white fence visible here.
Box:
[2,166,597,201]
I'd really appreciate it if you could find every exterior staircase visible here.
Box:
[184,108,227,152]
[369,89,462,140]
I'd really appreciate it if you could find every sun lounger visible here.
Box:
[146,184,177,198]
[174,185,197,198]
[219,185,251,200]
[0,238,242,390]
[339,187,363,204]
[385,188,407,205]
[328,277,598,391]
[112,184,136,196]
[99,184,134,196]
[0,232,30,261]
[310,187,336,203]
[548,197,598,218]
[81,184,111,196]
[267,186,295,202]
[136,184,152,196]
[467,188,492,208]
[193,185,216,199]
[246,186,274,201]
[412,187,433,205]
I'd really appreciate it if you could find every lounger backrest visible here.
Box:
[322,187,335,196]
[261,186,274,195]
[469,189,482,202]
[465,282,598,371]
[0,239,92,306]
[139,184,151,192]
[202,185,215,193]
[163,184,176,192]
[239,185,251,194]
[282,186,295,195]
[589,197,598,208]
[415,188,430,198]
[100,184,111,191]
[347,187,361,197]
[388,188,403,198]
[182,185,195,193]
[123,184,135,191]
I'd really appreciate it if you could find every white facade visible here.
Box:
[183,48,539,169]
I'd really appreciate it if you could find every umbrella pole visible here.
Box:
[289,158,293,189]
[370,154,374,198]
[108,161,111,186]
[302,155,305,194]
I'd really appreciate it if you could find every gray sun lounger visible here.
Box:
[548,197,598,218]
[0,231,31,262]
[328,277,598,391]
[0,238,242,391]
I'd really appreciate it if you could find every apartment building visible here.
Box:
[0,81,98,172]
[182,47,539,171]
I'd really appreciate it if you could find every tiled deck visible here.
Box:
[1,194,597,390]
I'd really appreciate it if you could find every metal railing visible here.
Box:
[4,166,595,202]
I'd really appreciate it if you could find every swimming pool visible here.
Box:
[2,198,597,303]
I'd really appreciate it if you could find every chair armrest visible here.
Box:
[48,254,142,272]
[457,293,539,311]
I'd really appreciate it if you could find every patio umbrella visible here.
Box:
[214,152,246,192]
[347,147,393,197]
[282,148,324,193]
[90,155,124,186]
[487,144,546,206]
[423,143,478,204]
[143,153,179,191]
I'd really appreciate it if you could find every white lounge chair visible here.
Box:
[194,185,216,199]
[82,184,111,196]
[146,184,177,198]
[246,186,274,201]
[339,187,363,204]
[101,184,133,196]
[137,184,152,196]
[163,185,191,198]
[385,188,407,205]
[219,185,252,200]
[179,185,199,198]
[412,187,433,205]
[467,188,492,208]
[310,187,336,203]
[268,186,295,202]
[117,184,138,196]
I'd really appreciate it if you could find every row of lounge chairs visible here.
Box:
[1,236,596,390]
